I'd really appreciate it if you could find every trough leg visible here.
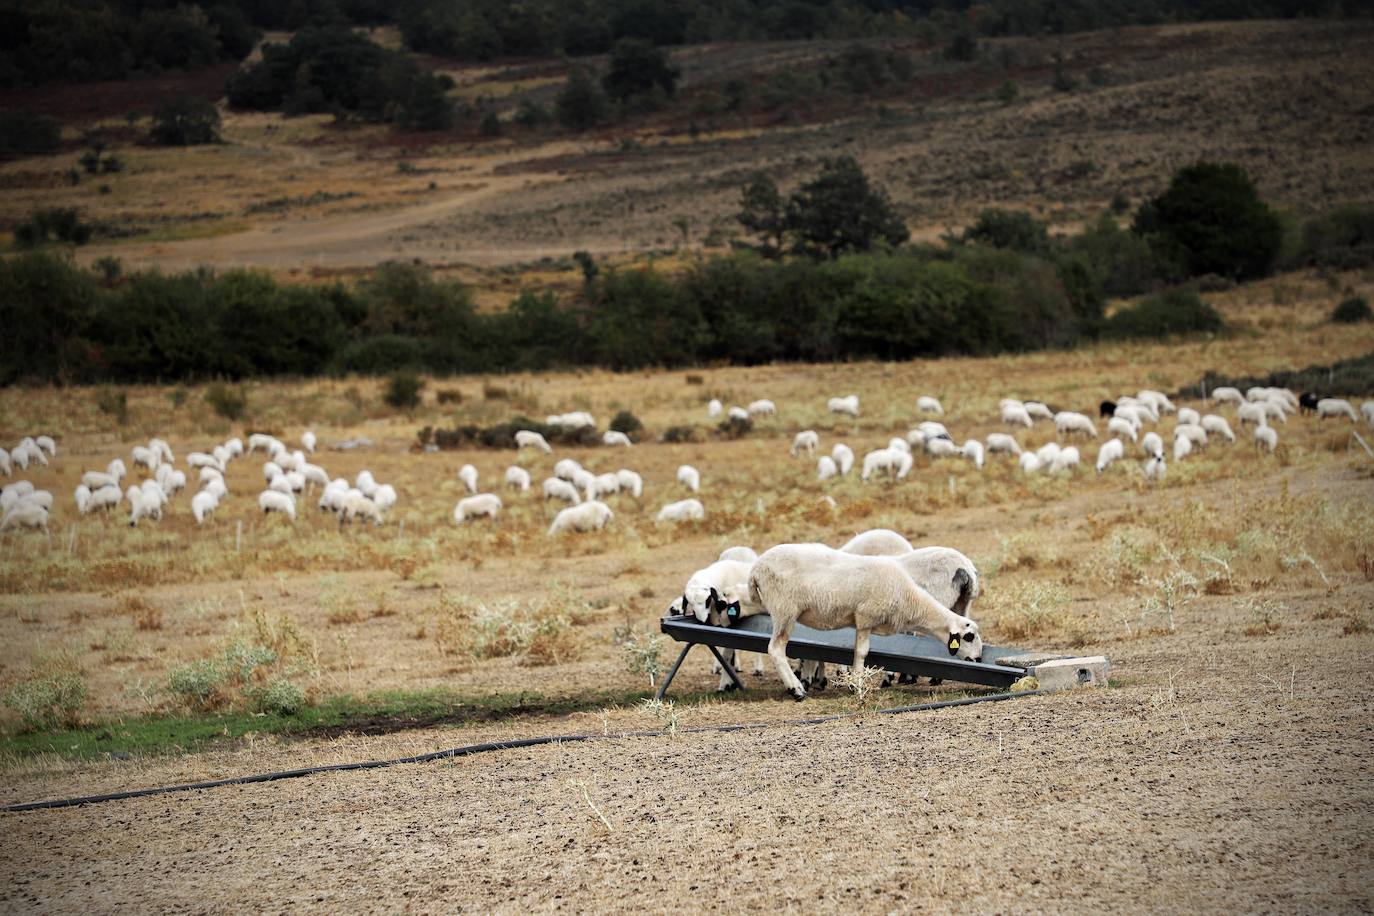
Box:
[707,646,747,692]
[655,644,694,700]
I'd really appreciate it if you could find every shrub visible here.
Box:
[166,657,231,710]
[514,100,551,127]
[14,208,93,247]
[249,677,304,715]
[996,80,1018,103]
[1300,206,1374,269]
[717,415,753,439]
[0,110,61,160]
[662,425,702,443]
[96,388,128,424]
[602,38,678,104]
[555,68,608,131]
[167,640,281,712]
[150,95,222,146]
[436,388,464,404]
[3,656,87,731]
[962,209,1050,254]
[384,371,424,409]
[205,383,248,420]
[1332,296,1372,324]
[609,410,643,437]
[482,382,510,400]
[1104,287,1224,339]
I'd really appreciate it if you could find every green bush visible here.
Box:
[249,677,304,715]
[205,383,248,420]
[602,38,678,104]
[555,68,608,130]
[3,658,87,731]
[1103,287,1224,339]
[1299,206,1374,269]
[1332,296,1372,324]
[14,208,93,247]
[0,110,61,160]
[962,209,1050,254]
[609,410,643,438]
[166,657,231,710]
[384,371,424,409]
[150,95,222,146]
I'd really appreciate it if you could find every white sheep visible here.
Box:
[984,433,1021,456]
[554,458,582,481]
[247,433,273,454]
[888,437,912,455]
[373,484,397,511]
[74,484,91,514]
[1201,414,1236,443]
[131,445,160,471]
[301,463,329,490]
[148,438,174,464]
[657,498,704,523]
[790,430,819,457]
[827,395,860,417]
[1260,400,1289,424]
[677,465,700,493]
[925,437,959,459]
[916,396,944,416]
[127,486,158,526]
[917,421,949,440]
[839,529,914,556]
[263,461,283,483]
[0,502,48,531]
[1362,401,1374,426]
[1107,416,1138,442]
[1018,452,1042,474]
[340,491,384,527]
[831,443,854,475]
[1144,454,1167,482]
[1024,401,1053,421]
[258,490,296,520]
[1050,446,1080,474]
[10,445,28,472]
[454,493,502,523]
[187,452,222,473]
[748,399,776,417]
[707,399,722,418]
[1054,411,1098,438]
[1035,442,1061,465]
[1173,436,1193,462]
[505,466,532,491]
[199,466,225,488]
[15,489,53,513]
[318,480,348,513]
[615,469,643,498]
[1096,438,1125,472]
[107,458,127,481]
[718,546,758,563]
[86,484,122,513]
[1113,405,1150,428]
[302,431,317,454]
[961,440,985,469]
[224,437,244,459]
[202,478,228,502]
[603,430,633,447]
[1,481,34,512]
[1141,431,1165,459]
[35,435,57,458]
[1254,424,1278,453]
[1317,398,1358,422]
[727,406,749,422]
[861,447,912,481]
[588,473,620,499]
[905,428,926,450]
[746,544,983,700]
[1174,423,1208,448]
[669,559,755,623]
[515,430,553,453]
[0,448,9,477]
[268,475,293,495]
[213,445,231,468]
[1210,386,1244,406]
[1001,403,1033,428]
[458,464,479,494]
[548,500,613,535]
[542,477,582,504]
[1137,389,1175,415]
[192,490,219,525]
[570,467,596,495]
[1237,401,1268,427]
[817,456,838,480]
[1177,407,1201,426]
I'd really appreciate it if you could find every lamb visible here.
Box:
[302,431,317,454]
[831,443,854,475]
[1107,416,1138,442]
[373,484,397,512]
[916,396,944,416]
[727,406,750,422]
[615,469,643,498]
[199,466,225,489]
[139,480,166,514]
[515,430,553,453]
[258,490,296,520]
[543,477,581,504]
[549,500,614,535]
[505,466,532,491]
[670,559,755,623]
[1024,401,1053,421]
[131,445,160,471]
[1316,398,1358,422]
[1254,424,1278,453]
[1144,454,1167,482]
[340,491,384,527]
[603,430,633,447]
[458,464,479,493]
[984,433,1021,456]
[861,447,912,481]
[657,498,704,522]
[961,440,985,469]
[247,433,274,454]
[148,438,174,464]
[224,437,244,459]
[790,430,819,457]
[1173,435,1193,462]
[10,445,28,472]
[677,465,700,493]
[817,456,838,480]
[34,435,56,458]
[905,429,926,451]
[746,544,983,700]
[1035,442,1061,465]
[747,399,776,417]
[1054,411,1098,438]
[827,395,860,417]
[1050,446,1080,474]
[839,529,914,556]
[1096,438,1125,473]
[453,493,502,523]
[192,489,219,525]
[1001,403,1034,428]
[1201,414,1236,443]
[554,458,582,481]
[708,399,722,418]
[318,480,349,513]
[1177,407,1201,426]
[0,502,48,532]
[1141,432,1165,459]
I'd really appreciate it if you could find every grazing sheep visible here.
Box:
[1024,401,1053,421]
[615,469,643,498]
[817,455,838,480]
[247,434,273,454]
[202,478,228,501]
[268,474,294,495]
[187,452,222,473]
[2,482,35,513]
[86,485,122,513]
[1050,446,1080,474]
[1141,432,1165,459]
[984,433,1021,456]
[1114,404,1152,427]
[831,443,854,475]
[718,546,758,563]
[373,484,397,511]
[107,458,127,481]
[1260,400,1289,424]
[708,399,722,418]
[454,493,502,523]
[549,500,614,535]
[301,463,329,490]
[677,465,700,493]
[554,458,582,481]
[10,445,28,472]
[1107,417,1138,442]
[515,430,553,453]
[603,430,633,447]
[82,471,118,491]
[1096,438,1125,473]
[1035,442,1061,465]
[1237,402,1268,427]
[917,421,950,441]
[258,490,296,520]
[542,478,582,504]
[127,486,159,526]
[1201,414,1236,442]
[263,461,283,483]
[916,396,944,416]
[33,435,56,458]
[74,484,91,514]
[589,472,621,499]
[748,399,776,417]
[961,440,985,469]
[1254,424,1278,453]
[16,490,53,513]
[666,560,761,688]
[546,412,596,429]
[302,431,317,454]
[340,491,384,527]
[318,480,349,513]
[505,466,532,491]
[213,445,232,468]
[1317,398,1358,422]
[1210,387,1244,407]
[1054,411,1098,438]
[1001,403,1034,428]
[199,466,225,488]
[888,437,912,455]
[925,438,959,459]
[1018,452,1042,474]
[839,529,914,556]
[458,464,479,493]
[827,395,860,417]
[0,502,48,532]
[861,447,912,481]
[905,429,926,450]
[1178,407,1201,426]
[1173,436,1193,462]
[1362,401,1374,426]
[746,544,983,700]
[1144,454,1167,483]
[224,437,244,459]
[192,490,219,525]
[571,468,596,495]
[727,406,750,422]
[1174,423,1208,447]
[0,448,9,477]
[1137,389,1176,415]
[131,446,160,471]
[657,498,704,523]
[898,547,980,615]
[790,430,819,457]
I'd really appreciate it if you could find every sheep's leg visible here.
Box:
[852,629,871,673]
[708,646,745,692]
[768,620,806,700]
[797,658,818,689]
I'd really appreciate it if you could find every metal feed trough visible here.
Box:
[656,614,1067,699]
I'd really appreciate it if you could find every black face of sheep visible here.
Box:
[705,588,741,627]
[1299,392,1320,414]
[1100,399,1117,418]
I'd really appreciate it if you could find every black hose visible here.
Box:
[3,690,1043,813]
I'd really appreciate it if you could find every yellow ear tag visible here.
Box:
[949,637,960,651]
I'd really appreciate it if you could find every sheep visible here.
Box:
[747,399,776,417]
[302,430,317,454]
[961,440,985,469]
[677,464,700,493]
[615,469,643,498]
[16,440,47,468]
[665,559,762,688]
[10,446,28,472]
[839,529,914,556]
[1050,446,1080,474]
[1141,431,1165,459]
[86,485,122,513]
[1144,454,1167,482]
[542,477,582,504]
[831,443,854,475]
[1001,403,1034,428]
[707,399,722,418]
[1,480,32,508]
[268,474,294,495]
[74,484,91,514]
[81,471,119,490]
[187,452,222,473]
[33,435,56,458]
[0,502,48,532]
[889,437,912,455]
[192,489,219,525]
[1099,400,1117,418]
[1018,452,1042,474]
[16,490,53,513]
[515,430,553,453]
[657,498,704,523]
[925,437,959,459]
[1174,423,1208,448]
[549,500,614,535]
[718,546,758,563]
[827,395,860,417]
[458,464,479,494]
[107,458,127,481]
[224,437,244,459]
[1137,389,1176,415]
[1054,411,1098,438]
[545,412,596,429]
[984,433,1021,456]
[318,480,348,513]
[263,461,283,483]
[905,429,926,451]
[156,465,186,497]
[817,456,838,480]
[373,484,397,512]
[301,463,329,490]
[1260,400,1289,424]
[861,447,912,481]
[202,478,228,502]
[727,406,750,422]
[1317,398,1358,422]
[1178,407,1201,426]
[790,430,819,457]
[139,480,166,513]
[571,467,596,495]
[199,466,225,488]
[916,396,943,416]
[1201,414,1236,443]
[746,544,983,700]
[917,420,950,440]
[1107,416,1138,442]
[213,445,231,468]
[1096,438,1125,473]
[603,430,633,447]
[1209,386,1243,406]
[258,490,296,520]
[589,473,621,499]
[247,433,274,454]
[1237,402,1268,427]
[1035,442,1061,465]
[340,491,384,527]
[1363,401,1374,426]
[127,486,157,526]
[1024,401,1053,421]
[1173,436,1193,462]
[0,448,9,477]
[453,493,502,523]
[131,445,160,471]
[1113,405,1150,428]
[554,458,582,481]
[1254,424,1278,453]
[505,466,532,491]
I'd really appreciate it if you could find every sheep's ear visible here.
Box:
[947,635,961,655]
[725,601,741,621]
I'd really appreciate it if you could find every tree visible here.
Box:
[150,95,222,145]
[785,157,908,259]
[555,68,608,130]
[962,209,1050,254]
[602,38,678,104]
[1133,162,1282,281]
[735,173,787,259]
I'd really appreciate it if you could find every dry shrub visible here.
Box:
[988,580,1070,641]
[431,587,588,666]
[998,532,1056,572]
[3,652,87,730]
[120,594,163,630]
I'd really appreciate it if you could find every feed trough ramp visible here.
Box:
[656,614,1108,698]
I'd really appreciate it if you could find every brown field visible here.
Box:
[1,272,1373,910]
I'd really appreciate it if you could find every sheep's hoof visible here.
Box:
[719,682,739,693]
[815,677,829,691]
[928,677,944,686]
[799,677,813,690]
[790,687,807,702]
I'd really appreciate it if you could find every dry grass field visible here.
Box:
[0,271,1372,909]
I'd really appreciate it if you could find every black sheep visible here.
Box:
[1099,399,1117,418]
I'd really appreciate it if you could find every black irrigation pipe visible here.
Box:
[3,690,1043,813]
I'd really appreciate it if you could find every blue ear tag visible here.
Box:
[726,603,740,620]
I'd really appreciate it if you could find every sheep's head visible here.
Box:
[665,593,690,618]
[704,588,743,628]
[947,617,983,663]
